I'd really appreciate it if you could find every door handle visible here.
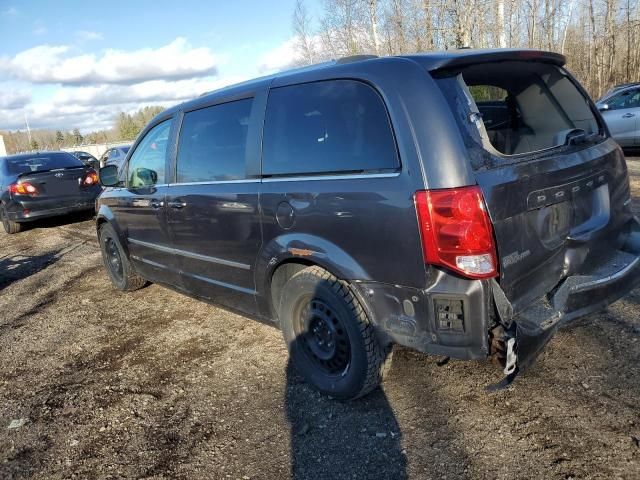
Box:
[150,199,164,209]
[168,200,187,209]
[622,113,635,118]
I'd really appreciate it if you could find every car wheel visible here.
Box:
[0,206,22,234]
[98,223,147,291]
[278,265,392,400]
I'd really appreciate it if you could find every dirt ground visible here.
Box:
[1,159,639,480]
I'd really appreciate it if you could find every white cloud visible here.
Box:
[0,36,308,133]
[50,75,246,107]
[257,37,298,73]
[76,30,104,41]
[0,75,247,132]
[33,26,47,36]
[0,37,222,85]
[0,87,31,110]
[3,6,18,16]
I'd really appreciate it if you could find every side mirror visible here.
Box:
[598,103,609,112]
[99,165,119,187]
[130,167,157,187]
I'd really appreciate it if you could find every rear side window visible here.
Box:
[262,80,399,176]
[176,98,253,183]
[6,152,83,175]
[607,89,640,110]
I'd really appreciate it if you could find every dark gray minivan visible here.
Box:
[96,49,640,399]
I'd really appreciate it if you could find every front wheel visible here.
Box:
[98,223,147,291]
[1,206,22,234]
[278,266,391,400]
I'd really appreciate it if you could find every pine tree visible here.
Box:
[72,128,83,145]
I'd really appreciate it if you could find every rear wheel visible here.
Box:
[278,266,391,400]
[0,206,22,234]
[98,223,147,291]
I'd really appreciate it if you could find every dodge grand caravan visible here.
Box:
[96,49,640,399]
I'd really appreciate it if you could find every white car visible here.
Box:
[99,145,131,168]
[596,83,640,147]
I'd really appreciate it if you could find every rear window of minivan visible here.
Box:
[262,80,399,176]
[436,61,603,169]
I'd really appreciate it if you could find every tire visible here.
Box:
[278,265,392,400]
[98,223,147,291]
[1,206,22,234]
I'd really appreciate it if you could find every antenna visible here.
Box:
[24,113,32,147]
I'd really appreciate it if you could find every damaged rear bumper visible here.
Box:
[498,221,640,378]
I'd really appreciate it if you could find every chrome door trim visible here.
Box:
[128,238,251,270]
[182,271,257,295]
[169,179,261,186]
[261,172,400,183]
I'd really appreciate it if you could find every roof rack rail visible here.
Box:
[335,54,378,64]
[613,81,640,88]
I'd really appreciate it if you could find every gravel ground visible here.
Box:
[1,159,639,480]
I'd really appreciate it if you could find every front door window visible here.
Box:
[127,120,171,188]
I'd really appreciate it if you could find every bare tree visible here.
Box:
[368,0,382,54]
[293,0,317,64]
[288,0,640,98]
[497,0,507,48]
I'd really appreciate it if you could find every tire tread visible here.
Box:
[1,207,22,234]
[288,265,392,399]
[99,224,147,292]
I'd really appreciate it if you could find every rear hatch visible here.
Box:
[476,141,632,312]
[433,55,634,313]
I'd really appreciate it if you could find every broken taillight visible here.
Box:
[8,182,39,196]
[414,186,498,279]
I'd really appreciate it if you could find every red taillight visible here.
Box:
[83,170,99,186]
[414,186,498,279]
[8,182,39,196]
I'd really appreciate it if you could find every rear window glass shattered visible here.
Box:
[435,62,604,170]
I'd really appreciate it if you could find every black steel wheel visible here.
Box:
[295,298,352,376]
[278,265,392,400]
[104,236,124,282]
[98,223,147,291]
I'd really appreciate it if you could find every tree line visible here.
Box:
[1,106,165,155]
[292,0,640,98]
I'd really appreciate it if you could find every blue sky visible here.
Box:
[0,0,322,132]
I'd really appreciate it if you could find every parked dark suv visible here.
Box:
[96,49,640,399]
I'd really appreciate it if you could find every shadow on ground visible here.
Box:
[285,360,406,480]
[0,249,62,291]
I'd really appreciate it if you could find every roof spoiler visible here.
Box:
[418,49,566,72]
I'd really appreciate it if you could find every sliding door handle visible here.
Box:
[168,200,187,209]
[622,113,635,118]
[150,200,164,209]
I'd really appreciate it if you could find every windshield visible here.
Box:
[436,61,602,169]
[6,152,84,175]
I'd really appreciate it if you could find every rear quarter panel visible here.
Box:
[256,175,425,291]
